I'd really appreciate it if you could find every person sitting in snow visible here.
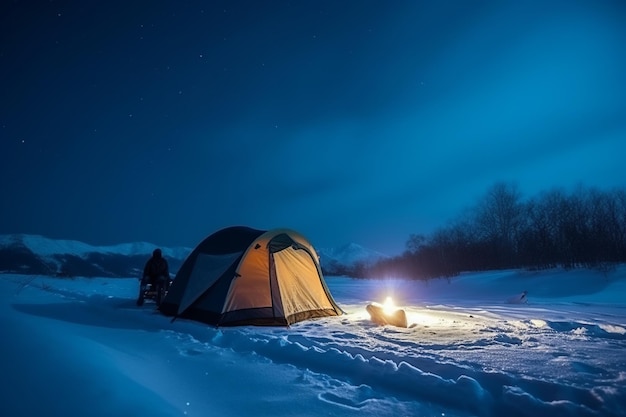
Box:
[141,248,169,291]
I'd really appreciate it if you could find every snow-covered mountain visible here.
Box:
[0,234,191,259]
[0,234,192,277]
[317,243,389,275]
[0,234,386,277]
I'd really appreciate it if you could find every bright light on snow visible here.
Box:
[382,296,396,315]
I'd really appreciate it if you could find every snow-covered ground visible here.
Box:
[1,267,625,417]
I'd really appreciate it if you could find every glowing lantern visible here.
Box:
[382,296,396,315]
[366,296,408,328]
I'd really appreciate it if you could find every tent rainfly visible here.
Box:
[159,226,343,326]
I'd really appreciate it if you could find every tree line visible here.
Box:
[359,183,626,280]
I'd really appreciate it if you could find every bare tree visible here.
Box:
[406,233,427,254]
[472,182,523,266]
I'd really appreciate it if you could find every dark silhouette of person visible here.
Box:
[141,248,169,290]
[520,290,528,303]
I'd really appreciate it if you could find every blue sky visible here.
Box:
[1,1,625,255]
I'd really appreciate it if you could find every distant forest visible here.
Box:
[359,183,626,279]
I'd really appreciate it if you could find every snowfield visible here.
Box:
[1,268,625,417]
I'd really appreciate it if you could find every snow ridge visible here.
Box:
[0,234,191,259]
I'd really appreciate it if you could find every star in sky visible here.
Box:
[0,0,625,255]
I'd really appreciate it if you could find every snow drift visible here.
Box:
[1,266,625,416]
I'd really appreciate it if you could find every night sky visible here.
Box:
[2,1,625,255]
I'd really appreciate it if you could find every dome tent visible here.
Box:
[159,226,343,326]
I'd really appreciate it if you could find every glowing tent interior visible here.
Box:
[159,226,343,326]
